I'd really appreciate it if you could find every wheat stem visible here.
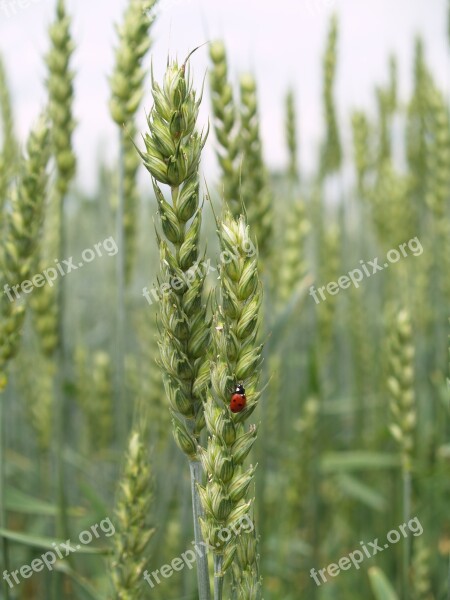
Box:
[214,555,224,600]
[402,469,412,600]
[116,128,127,445]
[190,460,212,600]
[0,392,10,600]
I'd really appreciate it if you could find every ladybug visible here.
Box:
[230,383,246,413]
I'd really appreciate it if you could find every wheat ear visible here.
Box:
[110,430,155,599]
[139,55,211,600]
[198,211,263,599]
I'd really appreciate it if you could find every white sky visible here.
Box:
[0,0,448,192]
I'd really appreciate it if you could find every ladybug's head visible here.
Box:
[235,383,245,395]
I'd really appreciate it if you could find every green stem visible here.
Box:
[213,555,224,600]
[402,468,411,600]
[116,128,127,448]
[0,392,11,600]
[189,460,211,600]
[53,181,71,598]
[447,552,450,600]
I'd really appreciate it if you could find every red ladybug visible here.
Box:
[230,383,246,413]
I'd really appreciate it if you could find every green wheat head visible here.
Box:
[239,74,273,260]
[198,212,263,584]
[110,0,159,283]
[111,430,155,599]
[45,0,76,196]
[320,14,342,176]
[140,56,210,457]
[387,308,416,473]
[209,40,241,213]
[0,54,19,227]
[285,89,299,182]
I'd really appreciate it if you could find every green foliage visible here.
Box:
[0,5,449,600]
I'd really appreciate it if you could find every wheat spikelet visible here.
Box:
[411,539,434,600]
[231,527,262,599]
[209,41,241,213]
[0,55,19,227]
[388,308,416,473]
[29,186,60,357]
[316,223,340,356]
[351,111,371,197]
[45,0,76,197]
[198,212,263,593]
[110,430,155,599]
[3,116,50,283]
[239,74,273,261]
[140,56,210,454]
[0,118,50,389]
[14,352,55,454]
[285,89,299,182]
[109,0,157,127]
[366,161,411,251]
[320,14,342,176]
[110,0,158,283]
[276,198,310,304]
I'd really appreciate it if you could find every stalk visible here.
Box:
[402,470,411,600]
[214,555,224,600]
[116,129,127,445]
[45,5,77,595]
[0,392,10,600]
[448,553,450,600]
[447,325,450,600]
[190,460,213,600]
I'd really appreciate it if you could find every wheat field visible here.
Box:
[0,1,449,599]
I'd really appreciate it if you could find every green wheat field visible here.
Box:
[0,1,449,599]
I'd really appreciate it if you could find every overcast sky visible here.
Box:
[0,0,448,192]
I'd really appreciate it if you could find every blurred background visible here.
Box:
[0,0,448,188]
[0,1,449,599]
